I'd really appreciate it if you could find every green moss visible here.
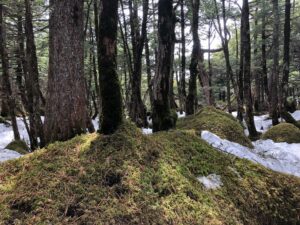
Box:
[177,107,253,148]
[262,123,300,143]
[0,122,299,224]
[5,140,30,155]
[0,116,10,125]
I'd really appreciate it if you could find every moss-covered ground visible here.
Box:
[5,140,30,155]
[177,107,253,148]
[262,123,300,143]
[0,122,299,224]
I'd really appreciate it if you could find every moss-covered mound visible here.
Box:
[0,123,300,224]
[177,107,252,148]
[262,123,300,143]
[5,140,30,155]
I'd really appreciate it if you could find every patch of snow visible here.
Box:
[201,131,300,178]
[177,111,186,118]
[0,118,29,150]
[291,110,300,121]
[92,118,99,131]
[0,149,22,162]
[232,110,300,134]
[142,128,153,135]
[198,174,223,190]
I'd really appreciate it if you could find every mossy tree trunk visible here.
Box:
[98,0,123,134]
[152,0,176,132]
[44,0,88,143]
[24,0,45,149]
[241,0,258,138]
[0,4,20,140]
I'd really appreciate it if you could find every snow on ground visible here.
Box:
[142,128,153,135]
[198,174,223,190]
[232,110,300,135]
[0,118,29,163]
[177,111,186,118]
[291,110,300,120]
[201,131,300,178]
[0,149,22,163]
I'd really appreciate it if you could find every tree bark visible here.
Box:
[98,0,123,134]
[241,0,258,138]
[270,0,280,125]
[24,0,45,149]
[281,0,291,112]
[186,0,200,115]
[44,0,88,143]
[179,0,186,112]
[128,0,148,127]
[152,0,176,132]
[0,4,20,140]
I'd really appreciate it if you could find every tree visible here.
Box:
[186,0,200,115]
[281,0,291,111]
[270,0,280,125]
[152,0,176,132]
[24,0,45,149]
[98,0,123,134]
[240,0,258,138]
[0,3,20,140]
[44,0,88,143]
[128,0,149,128]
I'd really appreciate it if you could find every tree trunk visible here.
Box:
[241,0,258,138]
[24,0,45,149]
[128,0,148,127]
[179,0,186,112]
[281,0,291,112]
[270,0,280,125]
[152,0,176,132]
[261,1,268,106]
[186,0,200,115]
[0,4,20,140]
[214,0,237,112]
[44,0,88,143]
[98,0,123,134]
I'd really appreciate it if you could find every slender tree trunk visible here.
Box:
[241,0,258,137]
[270,0,280,125]
[152,0,176,132]
[281,0,291,111]
[44,0,88,143]
[0,4,20,140]
[261,1,268,107]
[24,0,45,149]
[128,0,148,127]
[98,0,123,134]
[145,34,154,110]
[214,0,237,112]
[179,0,186,112]
[253,6,261,112]
[186,0,200,115]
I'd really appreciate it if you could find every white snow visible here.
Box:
[0,118,30,163]
[0,149,22,162]
[198,174,223,190]
[177,111,186,118]
[232,110,300,135]
[142,128,153,135]
[201,131,300,177]
[291,110,300,120]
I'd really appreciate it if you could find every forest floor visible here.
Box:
[0,109,300,224]
[1,109,300,177]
